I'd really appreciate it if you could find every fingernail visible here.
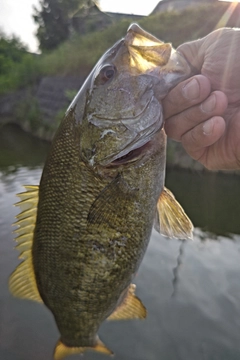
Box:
[203,119,214,135]
[182,78,200,100]
[201,94,216,113]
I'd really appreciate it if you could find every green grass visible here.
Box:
[0,1,239,95]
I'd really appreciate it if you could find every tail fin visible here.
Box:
[54,337,113,360]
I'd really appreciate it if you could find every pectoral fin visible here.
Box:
[54,337,113,360]
[8,185,42,303]
[108,284,147,321]
[154,187,193,239]
[87,174,136,231]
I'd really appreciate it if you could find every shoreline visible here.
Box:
[1,122,239,176]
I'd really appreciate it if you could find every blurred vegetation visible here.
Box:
[33,0,95,51]
[54,88,78,128]
[0,33,41,93]
[0,34,28,66]
[0,2,240,96]
[14,95,43,131]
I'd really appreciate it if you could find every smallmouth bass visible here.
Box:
[9,24,193,359]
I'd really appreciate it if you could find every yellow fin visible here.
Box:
[154,187,193,240]
[9,185,42,303]
[129,43,172,67]
[54,337,113,360]
[127,23,172,68]
[107,284,147,321]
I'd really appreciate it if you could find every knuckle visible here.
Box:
[164,118,181,141]
[181,127,202,152]
[163,93,179,119]
[188,127,200,145]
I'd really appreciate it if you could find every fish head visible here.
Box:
[72,24,192,168]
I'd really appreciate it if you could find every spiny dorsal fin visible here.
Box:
[154,187,193,240]
[8,185,42,303]
[107,284,147,321]
[54,337,113,360]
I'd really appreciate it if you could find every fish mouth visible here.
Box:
[108,141,151,166]
[98,110,163,168]
[95,95,163,168]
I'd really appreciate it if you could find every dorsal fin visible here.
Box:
[154,187,193,240]
[8,185,42,303]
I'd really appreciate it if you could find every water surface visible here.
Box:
[0,124,240,360]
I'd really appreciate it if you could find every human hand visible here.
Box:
[163,28,240,170]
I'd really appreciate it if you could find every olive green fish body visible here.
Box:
[33,108,166,346]
[9,24,194,359]
[32,114,105,345]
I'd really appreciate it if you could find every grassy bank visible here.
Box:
[1,2,239,95]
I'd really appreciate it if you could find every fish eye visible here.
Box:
[96,65,116,85]
[103,66,115,79]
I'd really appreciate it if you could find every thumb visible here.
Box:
[177,38,204,72]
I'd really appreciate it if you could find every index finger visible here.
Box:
[163,75,211,119]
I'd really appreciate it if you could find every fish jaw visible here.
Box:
[83,90,164,167]
[125,23,172,73]
[77,23,193,169]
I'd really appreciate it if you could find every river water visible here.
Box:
[0,124,240,360]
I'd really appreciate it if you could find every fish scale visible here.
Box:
[9,24,193,360]
[34,111,162,347]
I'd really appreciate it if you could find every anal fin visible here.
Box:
[9,185,42,303]
[54,337,113,360]
[108,284,147,321]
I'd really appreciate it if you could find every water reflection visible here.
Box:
[0,124,240,360]
[0,124,49,173]
[166,168,240,235]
